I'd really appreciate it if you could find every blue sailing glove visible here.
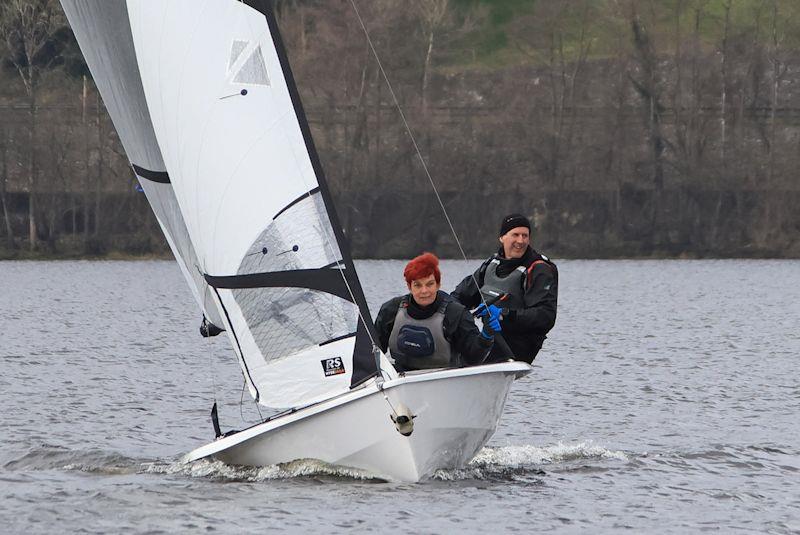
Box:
[472,292,507,318]
[478,304,502,340]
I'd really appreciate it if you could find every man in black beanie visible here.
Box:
[451,213,557,363]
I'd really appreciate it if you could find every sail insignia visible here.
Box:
[234,45,270,86]
[228,39,248,71]
[227,39,270,86]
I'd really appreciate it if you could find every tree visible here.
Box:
[0,0,68,250]
[413,0,449,113]
[629,5,666,192]
[767,0,789,186]
[720,0,732,163]
[0,127,14,250]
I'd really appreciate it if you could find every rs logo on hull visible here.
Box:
[321,357,345,377]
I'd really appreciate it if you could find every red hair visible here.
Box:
[404,252,441,285]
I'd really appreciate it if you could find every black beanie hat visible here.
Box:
[499,213,531,236]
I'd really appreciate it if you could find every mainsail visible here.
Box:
[62,0,380,407]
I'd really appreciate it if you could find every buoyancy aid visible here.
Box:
[388,294,455,371]
[480,258,527,309]
[480,253,557,310]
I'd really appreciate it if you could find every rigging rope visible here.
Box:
[202,278,263,424]
[200,289,219,412]
[347,0,489,307]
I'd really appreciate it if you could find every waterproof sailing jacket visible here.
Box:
[451,247,557,363]
[374,290,493,371]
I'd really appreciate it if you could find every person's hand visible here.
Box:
[478,304,502,340]
[472,292,507,318]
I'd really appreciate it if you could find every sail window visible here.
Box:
[234,287,357,363]
[228,39,248,72]
[230,191,354,362]
[239,193,341,276]
[233,45,270,86]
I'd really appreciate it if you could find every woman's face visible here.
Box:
[408,273,440,307]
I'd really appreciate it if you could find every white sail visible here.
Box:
[62,0,381,407]
[60,0,223,329]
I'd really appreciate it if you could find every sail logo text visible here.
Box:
[321,357,345,377]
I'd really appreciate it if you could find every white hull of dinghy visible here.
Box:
[183,361,532,482]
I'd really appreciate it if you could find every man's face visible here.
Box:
[407,273,440,307]
[499,226,530,259]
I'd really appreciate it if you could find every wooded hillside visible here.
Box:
[1,0,799,259]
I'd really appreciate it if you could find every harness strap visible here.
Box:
[525,259,554,289]
[527,260,549,274]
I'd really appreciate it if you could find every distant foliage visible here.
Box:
[0,0,799,258]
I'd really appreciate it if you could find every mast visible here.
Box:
[246,0,379,386]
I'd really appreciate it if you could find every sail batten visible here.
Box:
[132,165,170,183]
[320,332,357,347]
[63,0,383,408]
[274,187,321,221]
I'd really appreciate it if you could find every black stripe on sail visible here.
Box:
[244,0,381,386]
[319,332,356,347]
[205,268,355,303]
[273,187,321,220]
[132,164,170,183]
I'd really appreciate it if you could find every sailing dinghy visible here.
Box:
[61,0,532,482]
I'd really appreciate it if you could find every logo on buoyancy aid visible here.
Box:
[397,325,436,358]
[321,357,345,377]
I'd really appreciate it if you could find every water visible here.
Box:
[2,259,799,533]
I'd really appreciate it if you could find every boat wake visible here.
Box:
[2,445,381,481]
[143,457,382,482]
[3,445,144,476]
[435,441,629,481]
[3,441,628,483]
[153,441,628,482]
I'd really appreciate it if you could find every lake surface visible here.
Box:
[1,259,798,534]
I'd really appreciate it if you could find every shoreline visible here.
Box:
[1,252,797,261]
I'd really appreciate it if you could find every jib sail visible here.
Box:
[62,0,380,407]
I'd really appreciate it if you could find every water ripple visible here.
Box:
[2,259,800,534]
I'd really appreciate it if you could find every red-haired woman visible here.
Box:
[374,252,502,372]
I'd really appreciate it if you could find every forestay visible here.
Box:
[62,0,381,407]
